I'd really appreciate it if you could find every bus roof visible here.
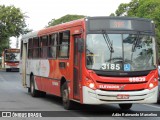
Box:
[21,18,85,42]
[38,17,153,36]
[21,16,154,41]
[38,18,85,36]
[21,31,39,42]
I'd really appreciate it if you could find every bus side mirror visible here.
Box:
[78,38,84,53]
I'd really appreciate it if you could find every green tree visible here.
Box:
[0,5,29,55]
[109,13,116,16]
[0,39,9,56]
[48,14,85,27]
[114,0,160,53]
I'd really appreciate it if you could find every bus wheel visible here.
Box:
[61,82,73,110]
[28,87,31,93]
[30,76,39,97]
[119,104,132,110]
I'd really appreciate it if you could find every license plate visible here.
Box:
[117,94,129,99]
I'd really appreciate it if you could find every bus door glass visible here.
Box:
[22,43,27,87]
[73,35,82,100]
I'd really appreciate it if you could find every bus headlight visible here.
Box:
[149,83,154,88]
[148,78,158,90]
[89,83,95,88]
[85,77,96,90]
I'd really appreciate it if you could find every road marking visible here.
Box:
[143,104,160,109]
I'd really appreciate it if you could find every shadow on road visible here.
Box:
[26,93,136,117]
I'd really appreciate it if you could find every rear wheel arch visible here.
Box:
[30,73,39,97]
[61,80,74,110]
[60,77,67,96]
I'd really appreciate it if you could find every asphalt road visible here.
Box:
[0,69,160,120]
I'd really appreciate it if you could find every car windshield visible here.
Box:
[5,52,20,62]
[86,34,156,71]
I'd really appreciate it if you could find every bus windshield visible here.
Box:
[5,52,20,62]
[86,34,156,72]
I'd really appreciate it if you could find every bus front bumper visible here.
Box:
[5,65,19,69]
[82,86,158,104]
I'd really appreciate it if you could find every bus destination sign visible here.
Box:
[5,49,20,53]
[87,17,154,33]
[110,20,131,29]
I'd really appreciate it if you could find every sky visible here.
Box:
[0,0,131,48]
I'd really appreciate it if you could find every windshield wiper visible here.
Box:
[132,32,140,52]
[102,31,114,53]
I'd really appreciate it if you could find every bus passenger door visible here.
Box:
[21,42,27,87]
[73,35,82,100]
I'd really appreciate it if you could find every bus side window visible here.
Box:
[33,37,40,59]
[28,38,33,59]
[58,31,70,58]
[41,36,48,59]
[48,33,58,58]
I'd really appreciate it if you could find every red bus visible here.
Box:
[2,49,20,72]
[20,17,158,110]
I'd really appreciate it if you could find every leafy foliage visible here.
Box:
[114,0,160,54]
[0,5,29,55]
[48,14,85,27]
[0,39,9,56]
[109,13,116,16]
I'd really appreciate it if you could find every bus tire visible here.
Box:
[30,75,39,97]
[61,82,73,110]
[119,104,132,110]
